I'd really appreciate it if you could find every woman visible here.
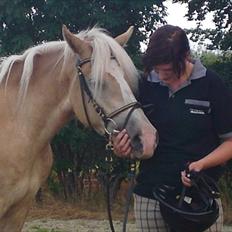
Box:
[113,25,232,232]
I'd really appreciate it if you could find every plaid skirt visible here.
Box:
[134,193,223,232]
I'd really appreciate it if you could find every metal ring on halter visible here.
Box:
[104,118,118,135]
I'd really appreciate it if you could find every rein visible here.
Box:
[76,58,140,232]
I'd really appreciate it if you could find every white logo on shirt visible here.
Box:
[189,108,205,115]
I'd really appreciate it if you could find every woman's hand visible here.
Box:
[181,160,204,187]
[112,129,132,158]
[182,138,232,187]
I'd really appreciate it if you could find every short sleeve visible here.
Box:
[209,70,232,140]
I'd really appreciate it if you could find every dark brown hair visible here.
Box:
[143,25,190,77]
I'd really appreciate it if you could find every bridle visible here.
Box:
[76,57,141,141]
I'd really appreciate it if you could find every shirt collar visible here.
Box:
[147,59,207,83]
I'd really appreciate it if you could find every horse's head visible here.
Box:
[62,25,158,159]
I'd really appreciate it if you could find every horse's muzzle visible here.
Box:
[131,129,158,159]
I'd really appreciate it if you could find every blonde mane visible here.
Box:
[0,27,139,102]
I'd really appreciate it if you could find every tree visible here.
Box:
[0,0,167,63]
[174,0,232,50]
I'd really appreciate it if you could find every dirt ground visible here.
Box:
[23,194,136,232]
[22,194,232,232]
[23,219,137,232]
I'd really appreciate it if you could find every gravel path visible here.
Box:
[23,219,232,232]
[23,219,137,232]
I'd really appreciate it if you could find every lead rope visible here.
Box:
[105,145,136,232]
[122,161,136,232]
[105,139,116,232]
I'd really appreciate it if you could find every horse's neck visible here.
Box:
[33,80,74,143]
[7,57,74,149]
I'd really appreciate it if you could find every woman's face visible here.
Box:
[154,63,178,83]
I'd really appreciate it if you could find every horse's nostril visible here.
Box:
[131,134,143,151]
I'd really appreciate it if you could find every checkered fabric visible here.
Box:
[133,193,223,232]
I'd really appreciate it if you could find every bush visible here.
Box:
[201,51,232,223]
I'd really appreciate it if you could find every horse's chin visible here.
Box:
[130,139,153,159]
[131,149,154,160]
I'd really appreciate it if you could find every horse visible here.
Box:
[0,25,158,231]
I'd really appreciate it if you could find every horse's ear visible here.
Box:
[62,25,89,56]
[115,26,134,46]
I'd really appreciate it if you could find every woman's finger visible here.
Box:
[119,138,132,157]
[113,129,127,144]
[181,171,192,187]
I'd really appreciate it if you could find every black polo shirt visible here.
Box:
[134,60,232,199]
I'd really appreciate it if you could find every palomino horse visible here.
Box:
[0,25,157,231]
